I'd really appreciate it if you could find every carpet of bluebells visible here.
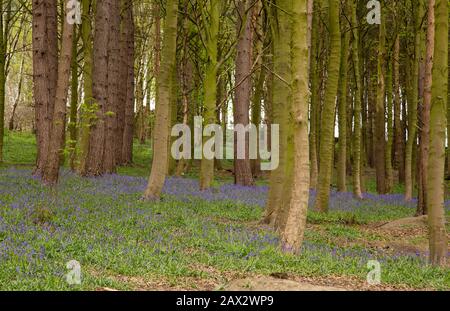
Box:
[0,167,449,290]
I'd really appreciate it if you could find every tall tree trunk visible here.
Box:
[250,1,264,178]
[78,0,94,175]
[427,0,447,267]
[417,0,435,216]
[309,0,321,190]
[86,0,110,175]
[234,0,254,186]
[375,8,386,194]
[121,1,135,165]
[337,6,349,193]
[393,35,404,183]
[405,2,424,201]
[350,0,363,199]
[42,1,74,185]
[0,0,5,162]
[263,0,291,224]
[315,0,341,212]
[199,0,219,190]
[103,0,121,174]
[385,61,394,193]
[69,28,79,170]
[281,0,310,254]
[143,0,178,200]
[9,47,26,131]
[32,0,58,174]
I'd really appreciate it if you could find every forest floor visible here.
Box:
[0,132,449,291]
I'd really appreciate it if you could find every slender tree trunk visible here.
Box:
[42,1,74,185]
[385,61,394,193]
[427,0,447,267]
[122,1,135,165]
[417,0,435,215]
[143,0,178,200]
[281,0,309,254]
[309,1,321,189]
[315,0,341,212]
[405,2,424,201]
[337,7,349,193]
[199,0,219,190]
[234,0,254,186]
[250,1,264,178]
[69,27,79,170]
[102,0,121,174]
[9,49,26,131]
[263,0,291,224]
[375,8,386,194]
[0,0,6,161]
[350,1,362,199]
[393,35,404,183]
[78,0,94,175]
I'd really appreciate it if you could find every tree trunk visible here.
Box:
[405,2,424,201]
[86,0,110,175]
[393,35,404,183]
[337,6,349,193]
[32,0,58,175]
[77,0,94,175]
[427,0,447,267]
[309,1,321,190]
[281,0,309,254]
[234,0,254,186]
[102,0,121,174]
[350,0,363,199]
[199,0,219,191]
[9,48,26,131]
[143,0,178,200]
[69,27,79,171]
[42,1,74,185]
[385,61,394,193]
[375,8,386,194]
[315,0,341,212]
[121,1,135,165]
[263,0,291,224]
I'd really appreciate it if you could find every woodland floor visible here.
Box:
[0,132,449,291]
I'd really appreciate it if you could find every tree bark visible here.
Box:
[281,0,310,254]
[143,0,178,200]
[315,0,341,212]
[337,6,349,193]
[199,0,219,190]
[86,0,110,175]
[234,0,254,186]
[350,0,363,199]
[375,8,386,194]
[405,2,424,201]
[427,0,447,266]
[42,1,74,185]
[121,0,135,165]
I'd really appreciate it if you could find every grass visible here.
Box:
[0,132,449,291]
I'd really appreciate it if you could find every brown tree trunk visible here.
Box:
[103,0,121,174]
[233,0,254,186]
[32,0,58,175]
[121,1,135,165]
[42,1,74,185]
[86,0,110,175]
[417,0,435,216]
